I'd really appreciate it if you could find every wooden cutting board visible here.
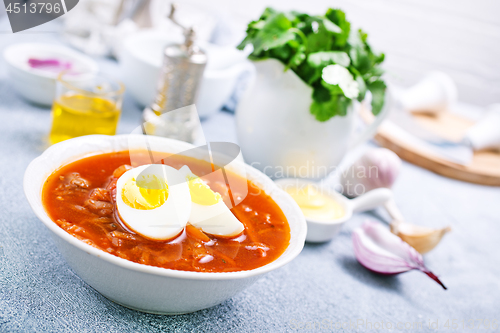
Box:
[364,110,500,186]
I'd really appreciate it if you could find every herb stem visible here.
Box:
[289,28,308,50]
[284,28,308,70]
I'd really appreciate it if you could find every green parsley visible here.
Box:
[237,8,386,121]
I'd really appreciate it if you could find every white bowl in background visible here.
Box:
[275,178,393,243]
[120,30,253,118]
[24,135,306,314]
[3,43,99,106]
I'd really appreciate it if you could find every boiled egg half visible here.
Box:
[115,164,244,240]
[115,164,191,241]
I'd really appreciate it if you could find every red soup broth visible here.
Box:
[42,151,291,272]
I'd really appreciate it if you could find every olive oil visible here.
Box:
[49,94,121,144]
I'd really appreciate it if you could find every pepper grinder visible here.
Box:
[142,3,207,143]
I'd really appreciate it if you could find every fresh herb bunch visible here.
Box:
[237,8,386,121]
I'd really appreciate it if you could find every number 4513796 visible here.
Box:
[444,319,498,330]
[6,2,61,14]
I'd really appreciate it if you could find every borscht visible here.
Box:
[42,150,291,273]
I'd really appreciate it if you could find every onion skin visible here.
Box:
[352,220,447,290]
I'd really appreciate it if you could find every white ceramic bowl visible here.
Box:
[24,135,306,314]
[274,178,393,243]
[3,43,99,106]
[120,30,253,118]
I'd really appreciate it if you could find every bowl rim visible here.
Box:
[121,30,249,76]
[3,42,99,79]
[24,135,307,281]
[56,71,125,98]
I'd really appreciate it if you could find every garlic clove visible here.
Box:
[384,199,451,254]
[353,220,447,289]
[390,222,451,254]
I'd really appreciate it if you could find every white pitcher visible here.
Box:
[236,59,389,180]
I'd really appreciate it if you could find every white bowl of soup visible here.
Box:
[23,135,306,314]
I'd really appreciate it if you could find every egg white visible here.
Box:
[115,164,191,241]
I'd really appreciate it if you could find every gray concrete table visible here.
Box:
[1,20,499,333]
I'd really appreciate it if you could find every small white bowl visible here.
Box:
[120,30,253,118]
[274,178,392,243]
[3,43,99,106]
[24,135,306,314]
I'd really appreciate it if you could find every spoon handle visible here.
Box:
[384,198,405,223]
[350,188,393,213]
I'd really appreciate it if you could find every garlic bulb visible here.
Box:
[340,148,401,198]
[352,220,446,289]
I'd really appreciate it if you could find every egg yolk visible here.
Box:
[285,184,345,221]
[187,176,221,206]
[122,175,168,210]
